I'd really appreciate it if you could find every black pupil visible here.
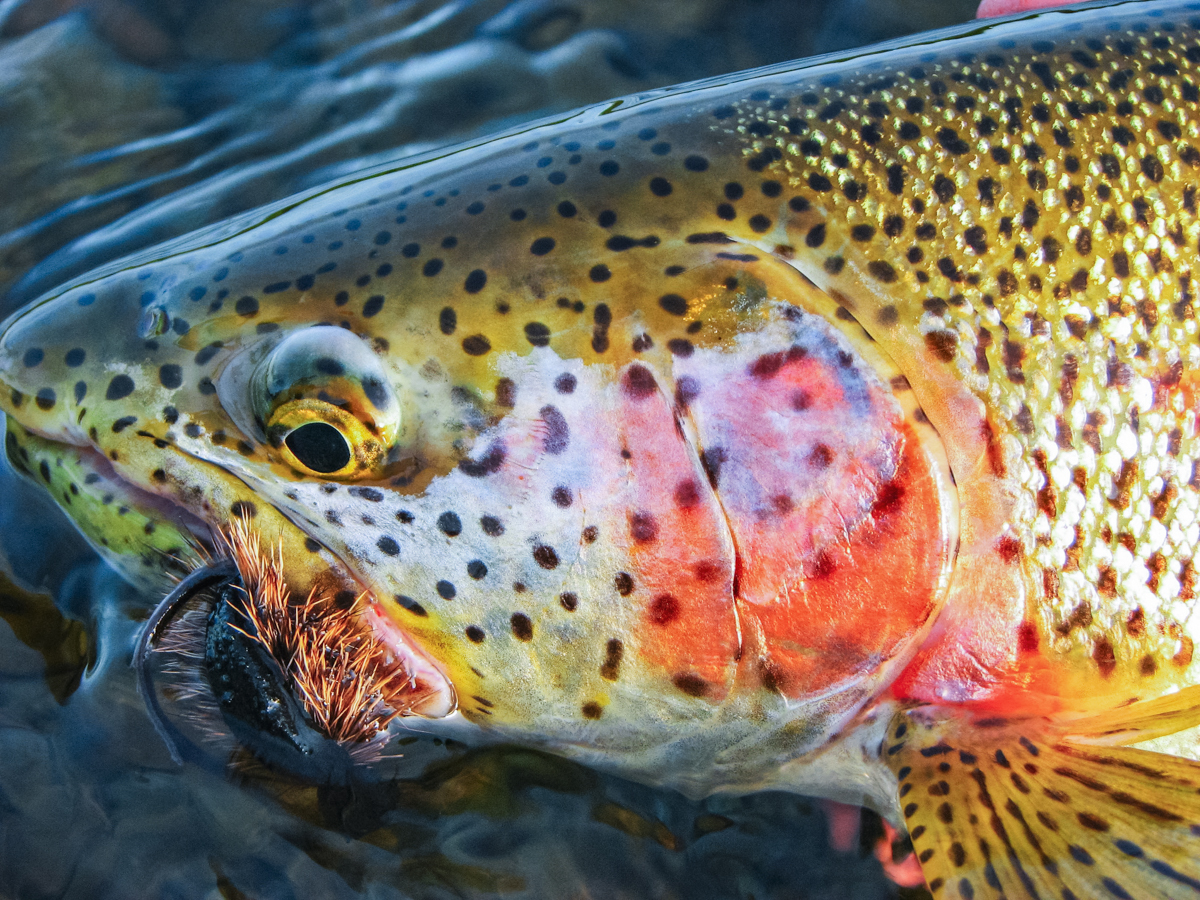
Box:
[285,422,351,473]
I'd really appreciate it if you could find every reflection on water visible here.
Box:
[0,571,92,703]
[0,1,974,896]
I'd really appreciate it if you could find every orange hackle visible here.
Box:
[219,516,416,744]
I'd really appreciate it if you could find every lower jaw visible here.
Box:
[4,419,213,587]
[361,601,456,718]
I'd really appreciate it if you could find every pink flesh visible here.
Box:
[610,363,742,700]
[976,0,1074,18]
[675,342,899,608]
[364,602,456,717]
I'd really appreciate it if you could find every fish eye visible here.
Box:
[268,397,381,478]
[252,326,404,480]
[284,421,352,474]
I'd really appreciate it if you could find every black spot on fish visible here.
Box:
[622,364,657,398]
[511,613,533,641]
[195,342,223,365]
[601,639,623,680]
[630,511,659,543]
[459,441,506,477]
[533,544,559,569]
[106,375,135,401]
[524,322,550,347]
[700,447,727,487]
[649,594,680,626]
[673,673,708,696]
[540,405,569,455]
[159,365,182,389]
[462,335,491,355]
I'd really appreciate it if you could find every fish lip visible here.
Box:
[210,529,460,724]
[28,433,218,560]
[361,601,456,719]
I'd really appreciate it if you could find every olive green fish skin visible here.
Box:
[2,0,1200,799]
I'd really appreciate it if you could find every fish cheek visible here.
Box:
[675,300,958,702]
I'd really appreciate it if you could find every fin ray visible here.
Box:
[1056,683,1200,747]
[886,707,1200,899]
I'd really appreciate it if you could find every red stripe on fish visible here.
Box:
[613,363,739,702]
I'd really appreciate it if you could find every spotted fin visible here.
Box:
[886,703,1200,899]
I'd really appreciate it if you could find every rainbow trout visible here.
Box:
[4,0,1200,894]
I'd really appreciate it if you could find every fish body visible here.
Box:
[6,1,1200,894]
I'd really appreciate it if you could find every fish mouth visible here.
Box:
[137,524,457,781]
[204,515,459,728]
[4,420,457,757]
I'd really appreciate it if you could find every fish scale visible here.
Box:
[6,1,1200,895]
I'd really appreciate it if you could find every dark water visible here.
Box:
[0,1,976,897]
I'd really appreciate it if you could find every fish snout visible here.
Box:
[0,295,98,439]
[0,273,198,443]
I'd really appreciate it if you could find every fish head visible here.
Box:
[0,115,956,792]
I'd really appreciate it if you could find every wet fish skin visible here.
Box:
[4,1,1200,895]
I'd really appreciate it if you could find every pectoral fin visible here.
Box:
[885,701,1200,899]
